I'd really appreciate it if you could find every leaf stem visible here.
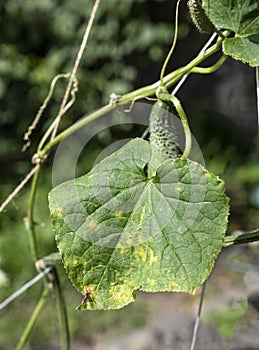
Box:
[156,89,192,158]
[223,229,259,247]
[16,287,49,350]
[170,95,192,158]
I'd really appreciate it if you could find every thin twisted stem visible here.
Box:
[50,0,101,142]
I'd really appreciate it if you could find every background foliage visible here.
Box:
[0,0,258,348]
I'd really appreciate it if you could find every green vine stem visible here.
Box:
[119,34,227,104]
[223,229,259,247]
[25,168,70,348]
[53,267,70,350]
[37,38,226,160]
[37,104,116,158]
[16,287,49,350]
[25,166,41,262]
[191,54,227,74]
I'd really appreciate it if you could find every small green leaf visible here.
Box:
[223,36,259,66]
[202,0,259,65]
[202,0,259,36]
[48,138,229,310]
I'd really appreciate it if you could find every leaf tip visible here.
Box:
[76,286,95,311]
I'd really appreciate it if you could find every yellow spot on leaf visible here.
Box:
[73,259,79,266]
[114,211,123,218]
[148,237,154,244]
[89,220,97,230]
[139,247,147,262]
[205,172,212,178]
[119,248,125,255]
[126,238,134,246]
[123,231,134,247]
[83,261,87,266]
[109,284,133,301]
[149,251,157,265]
[171,281,178,287]
[56,207,63,218]
[140,207,146,222]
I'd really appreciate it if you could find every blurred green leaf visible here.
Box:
[205,301,248,339]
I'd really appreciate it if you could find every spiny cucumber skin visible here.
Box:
[187,0,215,34]
[149,101,181,174]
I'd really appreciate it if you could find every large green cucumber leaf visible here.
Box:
[48,138,229,310]
[202,0,259,66]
